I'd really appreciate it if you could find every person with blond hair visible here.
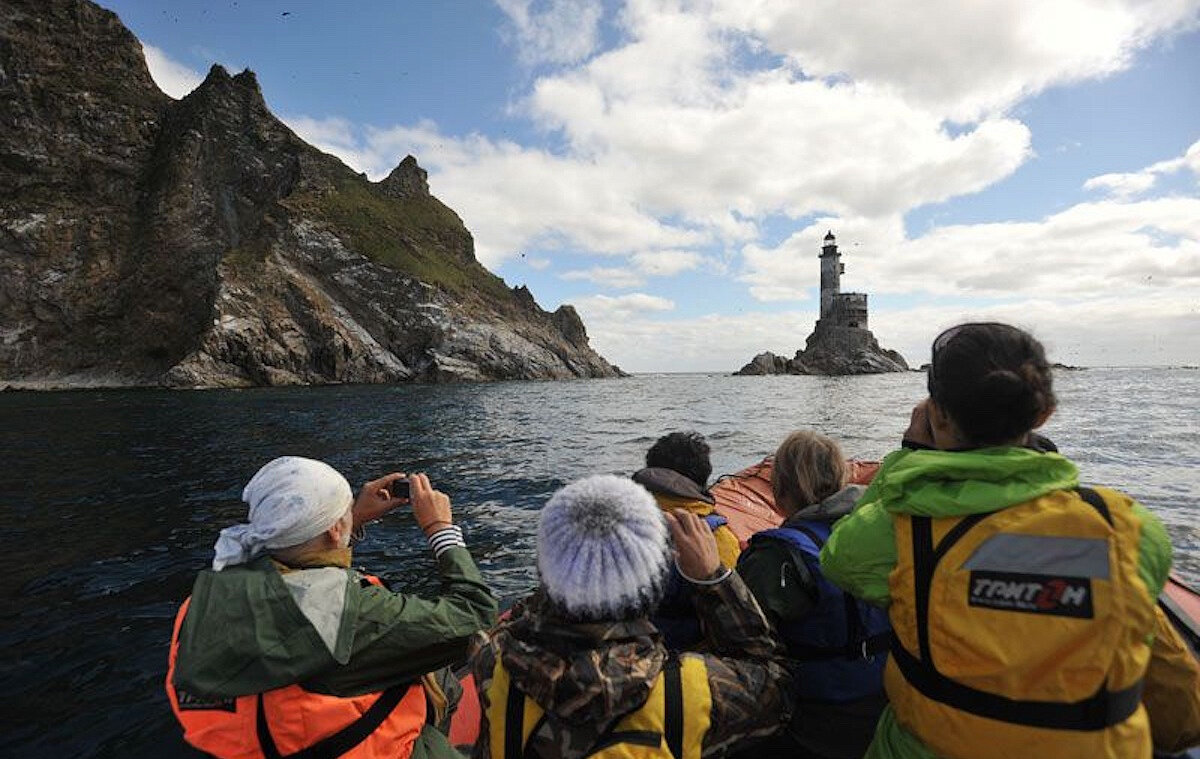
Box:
[736,430,890,759]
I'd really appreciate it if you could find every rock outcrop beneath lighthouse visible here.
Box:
[735,323,909,376]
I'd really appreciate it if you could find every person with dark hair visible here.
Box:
[644,431,714,489]
[736,430,889,759]
[469,474,792,758]
[633,431,741,648]
[819,322,1174,759]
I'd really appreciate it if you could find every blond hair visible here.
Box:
[772,430,846,515]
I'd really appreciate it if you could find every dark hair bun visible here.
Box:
[928,324,1055,446]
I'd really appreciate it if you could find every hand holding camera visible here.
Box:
[407,473,454,537]
[352,471,410,529]
[352,471,453,537]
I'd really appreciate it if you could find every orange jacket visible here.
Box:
[166,581,428,759]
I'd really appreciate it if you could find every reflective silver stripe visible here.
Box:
[960,533,1110,579]
[281,567,352,656]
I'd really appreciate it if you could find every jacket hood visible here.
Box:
[174,557,357,697]
[862,446,1079,518]
[632,467,714,505]
[790,484,867,523]
[493,594,666,726]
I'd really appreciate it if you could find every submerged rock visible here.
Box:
[0,0,622,388]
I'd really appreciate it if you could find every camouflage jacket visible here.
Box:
[469,572,792,758]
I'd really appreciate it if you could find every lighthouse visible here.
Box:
[734,228,906,374]
[817,230,868,331]
[819,230,843,321]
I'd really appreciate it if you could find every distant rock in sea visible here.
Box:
[0,0,622,388]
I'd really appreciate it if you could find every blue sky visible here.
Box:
[105,0,1200,371]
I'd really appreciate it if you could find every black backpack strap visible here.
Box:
[504,678,526,759]
[257,683,409,759]
[1075,487,1114,526]
[663,657,684,759]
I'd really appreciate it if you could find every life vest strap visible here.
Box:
[257,682,410,759]
[1075,487,1113,526]
[502,656,686,759]
[663,657,683,759]
[890,636,1143,731]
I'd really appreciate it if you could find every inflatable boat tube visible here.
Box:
[709,457,879,547]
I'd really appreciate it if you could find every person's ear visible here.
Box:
[927,400,962,448]
[323,522,342,548]
[325,516,351,548]
[1032,404,1055,429]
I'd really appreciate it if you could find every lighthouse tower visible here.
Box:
[819,230,842,321]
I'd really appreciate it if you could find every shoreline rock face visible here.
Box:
[0,0,623,388]
[735,323,909,376]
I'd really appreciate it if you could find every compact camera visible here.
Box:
[389,477,410,499]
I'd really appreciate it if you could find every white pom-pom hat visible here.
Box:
[537,474,670,621]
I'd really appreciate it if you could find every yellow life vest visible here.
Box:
[886,486,1156,759]
[485,654,712,759]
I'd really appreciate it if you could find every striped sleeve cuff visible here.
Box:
[427,525,466,559]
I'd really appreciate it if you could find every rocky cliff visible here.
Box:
[735,323,909,376]
[0,0,622,388]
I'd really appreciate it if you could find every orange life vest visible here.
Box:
[165,575,428,759]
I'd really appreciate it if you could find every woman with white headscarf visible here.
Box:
[166,456,497,759]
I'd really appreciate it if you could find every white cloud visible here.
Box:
[1083,171,1160,198]
[868,295,1200,370]
[495,0,603,65]
[561,266,645,288]
[1084,138,1200,198]
[141,43,204,99]
[286,49,1033,269]
[556,251,704,289]
[285,115,371,167]
[631,250,704,276]
[739,136,1200,306]
[572,292,676,321]
[705,0,1200,121]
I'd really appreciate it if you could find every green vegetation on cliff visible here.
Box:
[288,177,512,302]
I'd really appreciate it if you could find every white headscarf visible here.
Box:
[212,456,354,571]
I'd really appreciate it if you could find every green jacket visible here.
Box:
[173,547,498,758]
[818,446,1173,759]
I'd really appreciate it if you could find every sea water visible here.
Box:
[0,368,1196,756]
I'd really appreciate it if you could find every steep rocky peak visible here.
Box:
[181,64,273,118]
[378,155,430,199]
[511,285,538,310]
[552,304,589,347]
